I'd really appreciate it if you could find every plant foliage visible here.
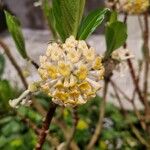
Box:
[52,0,85,41]
[105,21,127,57]
[5,11,28,59]
[77,8,109,40]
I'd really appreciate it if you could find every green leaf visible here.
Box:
[105,21,127,57]
[5,11,28,59]
[0,54,5,77]
[52,0,85,41]
[77,8,110,40]
[108,11,118,25]
[0,80,15,109]
[42,0,57,39]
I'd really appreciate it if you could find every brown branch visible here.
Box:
[131,124,150,148]
[110,79,146,130]
[65,107,79,150]
[138,16,144,33]
[122,13,149,114]
[18,111,59,147]
[54,117,80,150]
[110,80,131,102]
[35,101,57,150]
[127,59,149,113]
[87,81,109,150]
[18,112,41,134]
[111,81,126,113]
[32,99,79,149]
[143,12,150,103]
[110,82,150,147]
[0,39,28,89]
[123,15,143,106]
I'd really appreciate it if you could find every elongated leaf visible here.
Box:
[42,0,57,39]
[0,80,14,109]
[5,11,28,59]
[105,21,127,57]
[77,8,110,40]
[52,0,85,41]
[0,54,5,77]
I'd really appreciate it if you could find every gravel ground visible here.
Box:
[0,15,150,110]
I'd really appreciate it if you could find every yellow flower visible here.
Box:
[67,48,81,63]
[39,56,47,67]
[78,40,88,51]
[83,47,95,61]
[46,44,53,56]
[64,75,77,88]
[41,83,49,93]
[93,56,103,70]
[86,78,101,90]
[121,0,149,14]
[69,75,77,87]
[58,61,71,77]
[47,64,58,79]
[78,81,92,92]
[89,68,105,80]
[64,35,77,49]
[69,90,80,99]
[54,91,69,102]
[86,91,96,98]
[38,68,48,79]
[98,68,105,80]
[76,65,88,80]
[51,48,62,61]
[54,79,64,89]
[77,95,86,104]
[111,49,134,61]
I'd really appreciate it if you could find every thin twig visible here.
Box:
[138,16,144,33]
[122,14,149,113]
[110,78,146,130]
[110,82,150,147]
[32,100,79,149]
[127,59,149,112]
[18,112,41,134]
[110,80,131,102]
[0,39,28,89]
[143,12,150,103]
[65,107,79,150]
[18,112,59,147]
[87,81,109,150]
[35,101,57,150]
[131,124,150,148]
[111,81,127,115]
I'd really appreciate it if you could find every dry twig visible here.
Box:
[65,107,78,150]
[87,81,109,150]
[0,39,28,89]
[35,102,57,150]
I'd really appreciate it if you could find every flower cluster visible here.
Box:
[105,0,149,14]
[111,48,134,61]
[38,36,104,107]
[121,0,149,14]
